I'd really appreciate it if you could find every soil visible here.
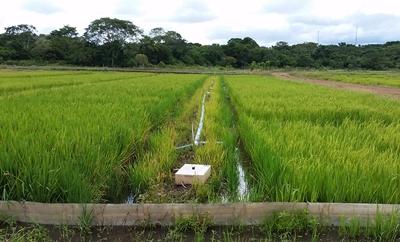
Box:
[272,72,400,99]
[1,222,348,242]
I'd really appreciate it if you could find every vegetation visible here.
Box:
[293,70,400,87]
[0,19,400,69]
[226,75,400,203]
[0,70,205,203]
[263,210,319,240]
[191,77,239,201]
[1,69,400,239]
[127,76,207,201]
[131,76,240,203]
[0,69,152,95]
[1,211,400,241]
[1,70,399,204]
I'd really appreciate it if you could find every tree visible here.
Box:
[0,18,399,70]
[138,35,172,64]
[31,36,53,60]
[224,37,259,67]
[149,27,166,43]
[202,44,224,65]
[84,18,143,66]
[2,24,37,59]
[223,56,236,67]
[162,31,188,62]
[4,24,36,36]
[48,26,82,62]
[50,25,78,38]
[134,53,149,66]
[84,17,142,45]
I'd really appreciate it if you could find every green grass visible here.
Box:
[0,71,205,203]
[226,75,400,203]
[263,210,319,240]
[339,212,400,241]
[293,70,400,87]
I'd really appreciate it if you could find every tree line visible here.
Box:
[0,17,399,70]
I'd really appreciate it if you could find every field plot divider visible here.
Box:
[1,201,400,226]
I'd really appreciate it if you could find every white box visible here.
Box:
[175,164,211,185]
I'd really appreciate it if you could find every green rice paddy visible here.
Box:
[1,70,399,204]
[293,70,400,87]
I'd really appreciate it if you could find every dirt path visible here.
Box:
[272,72,400,99]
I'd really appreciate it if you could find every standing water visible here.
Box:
[235,147,249,200]
[126,193,135,204]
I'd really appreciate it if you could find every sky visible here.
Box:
[0,0,399,46]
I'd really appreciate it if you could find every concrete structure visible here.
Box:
[1,201,399,226]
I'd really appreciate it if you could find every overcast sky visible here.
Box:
[1,0,399,46]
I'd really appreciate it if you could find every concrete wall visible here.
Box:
[0,201,399,226]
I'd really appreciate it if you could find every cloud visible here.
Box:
[351,13,400,29]
[353,14,400,44]
[114,0,140,15]
[289,15,344,26]
[263,0,309,14]
[171,0,216,23]
[24,0,61,14]
[286,13,400,44]
[4,0,400,45]
[208,11,400,46]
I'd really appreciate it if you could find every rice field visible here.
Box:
[225,75,400,203]
[0,70,205,202]
[293,70,400,87]
[1,69,400,204]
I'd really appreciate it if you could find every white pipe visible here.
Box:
[194,93,207,146]
[176,144,194,150]
[176,141,223,150]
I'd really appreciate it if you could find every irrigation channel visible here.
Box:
[235,148,249,200]
[175,78,250,202]
[126,77,250,203]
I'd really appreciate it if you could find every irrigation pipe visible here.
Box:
[194,93,207,146]
[176,141,223,150]
[176,84,220,150]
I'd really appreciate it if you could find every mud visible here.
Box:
[0,222,347,242]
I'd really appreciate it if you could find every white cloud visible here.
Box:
[263,0,310,14]
[24,0,61,14]
[171,0,216,23]
[0,0,399,45]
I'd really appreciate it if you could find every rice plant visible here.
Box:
[0,70,153,95]
[294,70,400,87]
[129,76,213,203]
[225,74,400,203]
[0,71,205,203]
[192,76,239,201]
